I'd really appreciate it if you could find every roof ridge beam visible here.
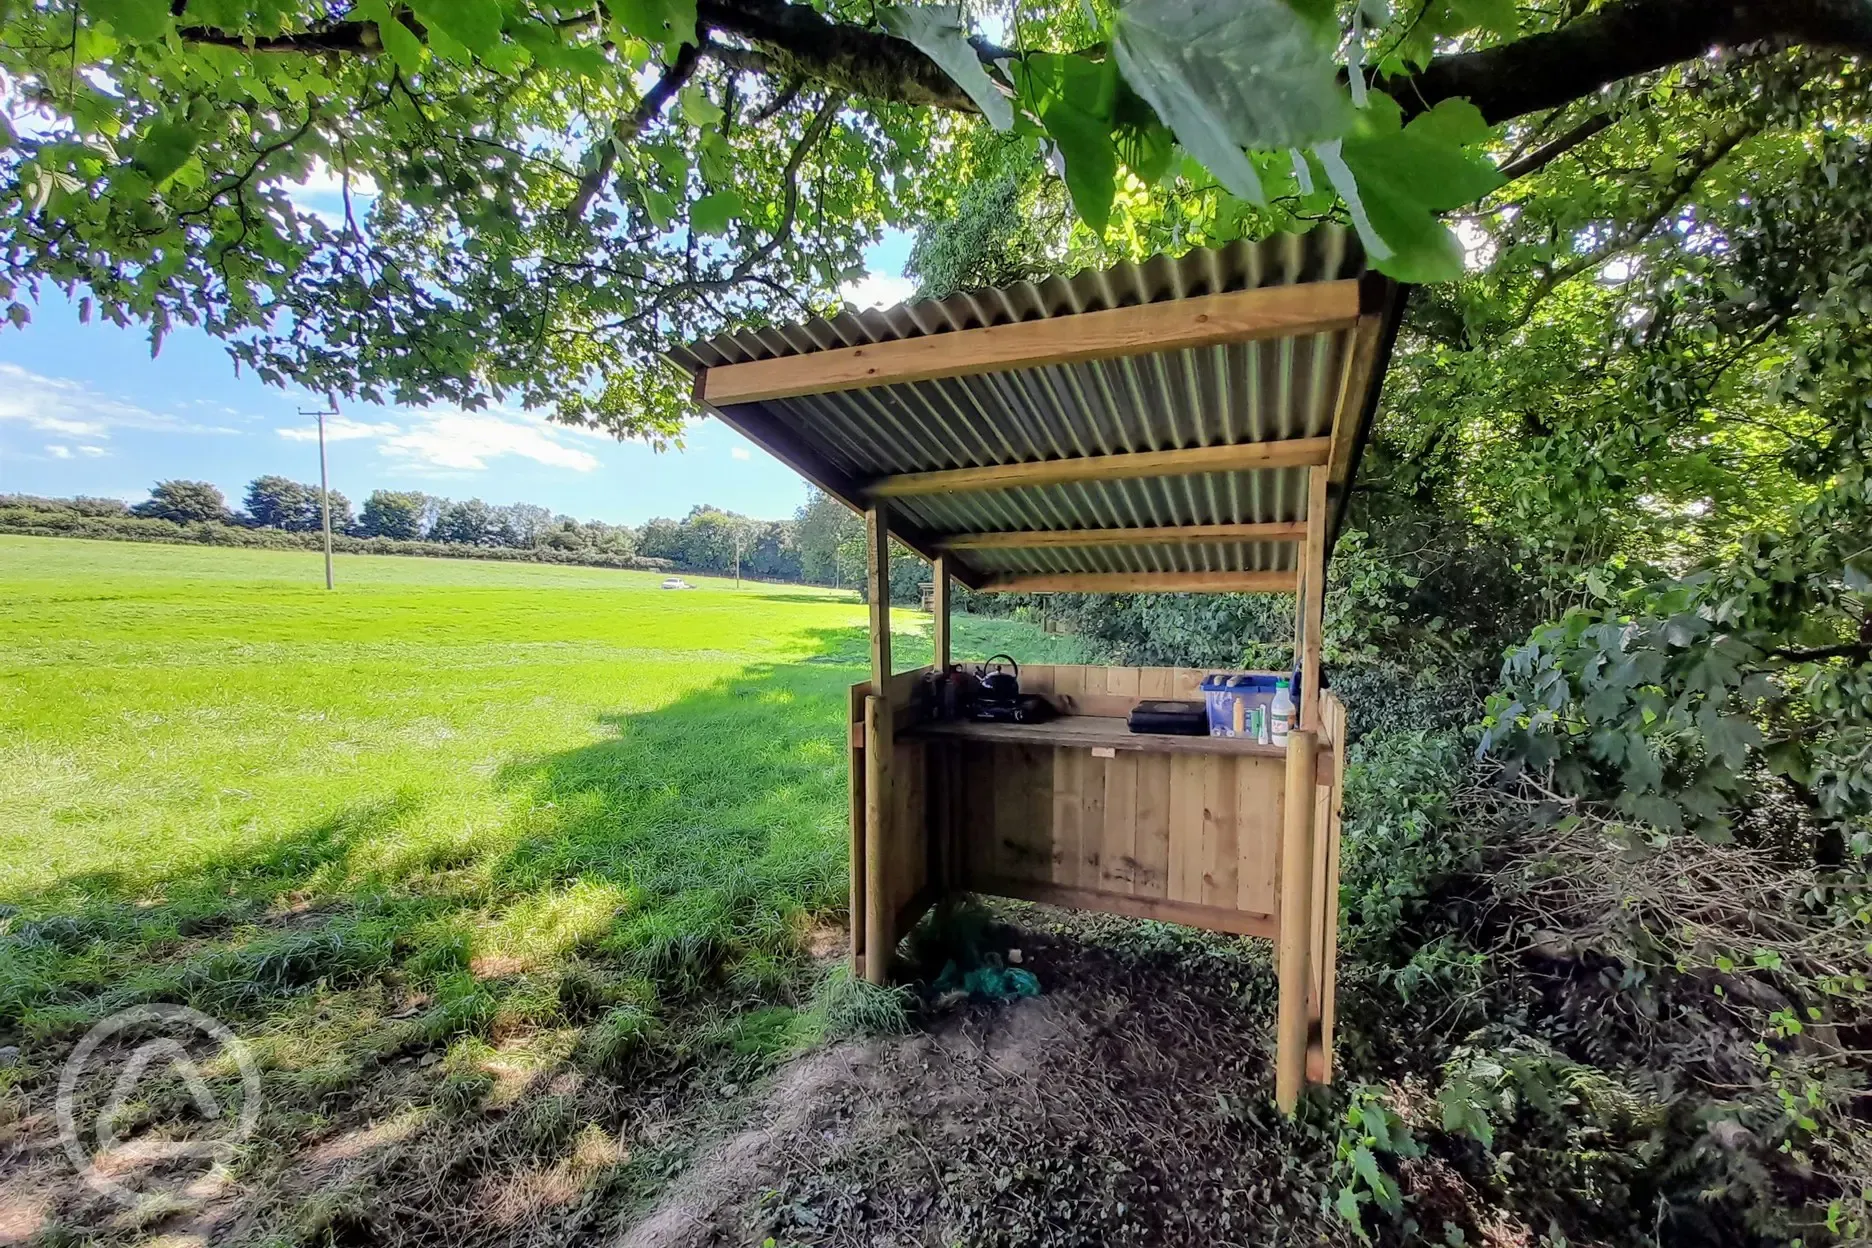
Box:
[700,280,1363,406]
[937,521,1307,550]
[866,437,1330,499]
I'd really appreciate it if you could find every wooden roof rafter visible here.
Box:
[671,231,1407,595]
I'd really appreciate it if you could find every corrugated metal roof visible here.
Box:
[668,228,1399,589]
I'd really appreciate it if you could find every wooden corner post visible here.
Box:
[932,553,953,674]
[1275,728,1319,1114]
[863,505,893,984]
[1298,465,1328,732]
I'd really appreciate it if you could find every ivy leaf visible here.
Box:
[1113,0,1348,204]
[87,0,171,42]
[691,190,741,234]
[132,117,202,187]
[879,5,1013,132]
[410,0,503,57]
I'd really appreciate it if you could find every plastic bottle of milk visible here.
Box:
[1270,677,1294,746]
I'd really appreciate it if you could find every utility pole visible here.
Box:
[298,398,339,590]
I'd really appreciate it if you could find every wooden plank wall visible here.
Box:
[849,668,934,981]
[944,739,1285,938]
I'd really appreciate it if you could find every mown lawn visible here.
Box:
[0,535,1092,1244]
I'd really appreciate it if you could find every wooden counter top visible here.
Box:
[898,715,1290,759]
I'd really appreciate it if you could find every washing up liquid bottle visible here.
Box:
[1270,677,1294,746]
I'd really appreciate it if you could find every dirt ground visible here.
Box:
[0,907,1355,1248]
[618,913,1350,1248]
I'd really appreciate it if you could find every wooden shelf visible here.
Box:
[899,715,1288,759]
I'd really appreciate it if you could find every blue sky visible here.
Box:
[0,218,916,525]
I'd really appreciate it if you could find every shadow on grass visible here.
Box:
[0,627,881,1047]
[0,613,1095,1048]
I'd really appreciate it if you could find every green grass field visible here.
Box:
[0,535,1093,1241]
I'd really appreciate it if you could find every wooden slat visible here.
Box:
[1275,730,1318,1113]
[869,438,1330,499]
[863,695,894,985]
[1299,466,1328,731]
[866,505,891,695]
[1237,754,1284,917]
[936,521,1307,551]
[1099,751,1134,895]
[701,281,1363,405]
[1327,308,1387,492]
[969,876,1276,940]
[1137,667,1173,698]
[1309,690,1349,1085]
[980,570,1299,595]
[1202,758,1240,910]
[1052,746,1083,889]
[901,715,1289,759]
[1168,755,1205,904]
[932,554,952,673]
[1132,753,1171,896]
[848,682,868,977]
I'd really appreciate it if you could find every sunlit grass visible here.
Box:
[0,535,1090,1069]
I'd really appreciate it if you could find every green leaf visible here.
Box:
[1449,0,1518,36]
[132,117,202,187]
[1405,97,1492,149]
[691,190,742,234]
[1011,53,1119,231]
[879,5,1013,132]
[1115,115,1175,184]
[1112,0,1348,204]
[610,0,696,51]
[87,0,171,42]
[1333,107,1504,282]
[679,85,723,128]
[641,187,676,229]
[354,0,426,74]
[411,0,502,56]
[1041,102,1117,232]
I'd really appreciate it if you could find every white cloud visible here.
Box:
[730,446,752,461]
[0,363,241,439]
[840,272,916,310]
[45,444,72,459]
[380,408,601,474]
[78,445,108,457]
[277,416,401,443]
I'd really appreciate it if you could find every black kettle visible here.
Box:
[979,654,1020,701]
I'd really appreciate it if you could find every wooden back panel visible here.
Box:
[934,735,1285,938]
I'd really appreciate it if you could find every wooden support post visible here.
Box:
[1299,466,1328,732]
[867,505,891,695]
[1276,729,1319,1114]
[932,553,952,674]
[863,695,893,984]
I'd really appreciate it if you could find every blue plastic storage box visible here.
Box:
[1200,673,1301,738]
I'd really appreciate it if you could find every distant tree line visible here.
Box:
[1,479,882,586]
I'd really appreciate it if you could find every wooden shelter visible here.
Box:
[670,229,1406,1111]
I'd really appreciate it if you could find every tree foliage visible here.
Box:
[4,0,1868,439]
